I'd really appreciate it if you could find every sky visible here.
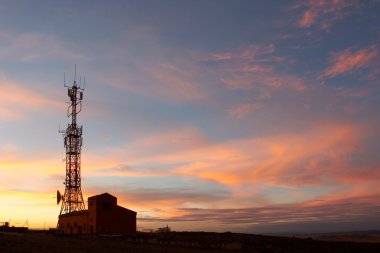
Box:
[0,0,380,233]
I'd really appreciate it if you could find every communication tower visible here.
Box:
[57,66,86,215]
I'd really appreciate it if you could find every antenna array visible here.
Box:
[58,65,86,215]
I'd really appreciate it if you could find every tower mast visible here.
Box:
[59,66,85,215]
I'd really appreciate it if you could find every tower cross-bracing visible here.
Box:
[58,68,85,215]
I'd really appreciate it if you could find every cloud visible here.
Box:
[143,63,206,102]
[133,126,209,152]
[195,44,306,94]
[197,44,275,62]
[85,119,377,194]
[298,10,318,28]
[139,194,380,232]
[84,173,231,212]
[101,61,206,104]
[0,30,87,62]
[0,76,63,121]
[295,0,359,30]
[227,103,263,119]
[324,45,378,77]
[172,121,370,188]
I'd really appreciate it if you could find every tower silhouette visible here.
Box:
[58,66,85,215]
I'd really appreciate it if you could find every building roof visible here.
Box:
[59,210,88,218]
[116,205,137,215]
[88,192,116,200]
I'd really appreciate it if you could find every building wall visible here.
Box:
[96,205,136,235]
[89,193,136,235]
[58,211,88,235]
[58,193,136,235]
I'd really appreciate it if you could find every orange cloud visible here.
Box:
[140,194,380,232]
[1,120,371,230]
[0,76,62,121]
[324,45,378,77]
[174,121,364,187]
[84,120,371,191]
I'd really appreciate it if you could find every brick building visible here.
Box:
[58,193,136,235]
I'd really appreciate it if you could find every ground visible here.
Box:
[1,231,380,253]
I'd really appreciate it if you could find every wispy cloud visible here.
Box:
[324,45,378,77]
[227,103,262,119]
[294,0,359,31]
[197,44,275,62]
[84,119,377,196]
[0,76,62,121]
[173,121,366,188]
[196,44,306,96]
[144,63,206,102]
[0,30,87,62]
[102,61,206,103]
[140,194,380,232]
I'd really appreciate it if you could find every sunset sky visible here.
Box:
[0,0,380,233]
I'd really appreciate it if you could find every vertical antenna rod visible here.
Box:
[59,66,85,215]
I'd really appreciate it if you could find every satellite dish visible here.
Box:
[57,190,62,205]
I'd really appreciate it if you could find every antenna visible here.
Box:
[57,190,62,205]
[58,66,86,217]
[23,219,29,227]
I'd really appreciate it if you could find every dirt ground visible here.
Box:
[1,231,380,253]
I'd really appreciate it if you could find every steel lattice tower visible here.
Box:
[59,68,85,215]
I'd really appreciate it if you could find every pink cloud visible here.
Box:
[295,0,358,30]
[298,10,318,27]
[0,30,87,62]
[86,120,365,191]
[144,63,206,102]
[227,103,263,119]
[201,44,306,93]
[133,126,209,152]
[64,119,380,230]
[324,45,378,77]
[102,62,206,103]
[140,194,380,232]
[235,65,273,73]
[197,44,275,62]
[173,121,366,188]
[221,71,306,92]
[220,76,254,90]
[0,76,63,121]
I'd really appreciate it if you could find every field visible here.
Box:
[1,231,380,253]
